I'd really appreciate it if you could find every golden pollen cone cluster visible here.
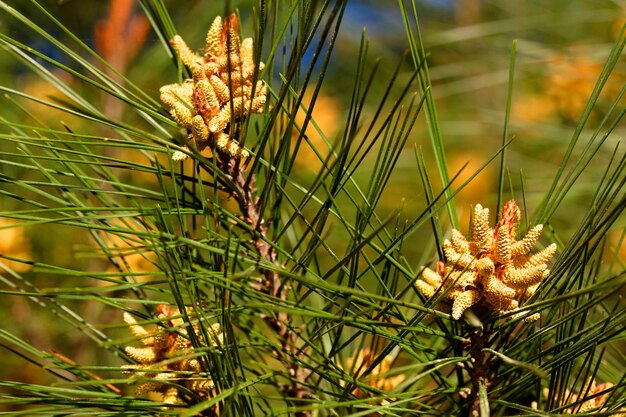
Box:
[344,348,405,395]
[416,199,556,321]
[122,304,223,406]
[532,378,625,415]
[160,14,267,160]
[341,348,405,413]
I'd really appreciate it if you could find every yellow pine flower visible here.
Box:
[343,348,405,397]
[122,305,222,407]
[341,347,406,415]
[160,14,266,161]
[532,378,625,415]
[416,200,556,320]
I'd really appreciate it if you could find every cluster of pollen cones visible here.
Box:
[123,304,222,407]
[160,14,266,161]
[532,378,624,415]
[416,200,557,321]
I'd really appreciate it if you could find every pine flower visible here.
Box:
[342,347,405,412]
[532,378,625,415]
[415,200,556,320]
[122,305,222,408]
[160,14,267,160]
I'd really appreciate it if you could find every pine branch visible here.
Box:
[215,149,311,413]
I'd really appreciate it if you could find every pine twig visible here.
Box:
[217,150,311,416]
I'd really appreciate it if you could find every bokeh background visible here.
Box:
[0,0,624,407]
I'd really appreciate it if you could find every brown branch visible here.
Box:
[217,152,311,416]
[466,325,492,416]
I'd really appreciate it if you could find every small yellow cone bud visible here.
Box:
[451,289,481,320]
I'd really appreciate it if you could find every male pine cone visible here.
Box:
[416,200,556,321]
[160,14,267,161]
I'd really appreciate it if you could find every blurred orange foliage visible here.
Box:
[96,218,158,282]
[0,218,32,272]
[446,151,495,228]
[292,91,341,174]
[94,0,150,74]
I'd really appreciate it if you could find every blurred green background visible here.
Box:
[0,0,624,407]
